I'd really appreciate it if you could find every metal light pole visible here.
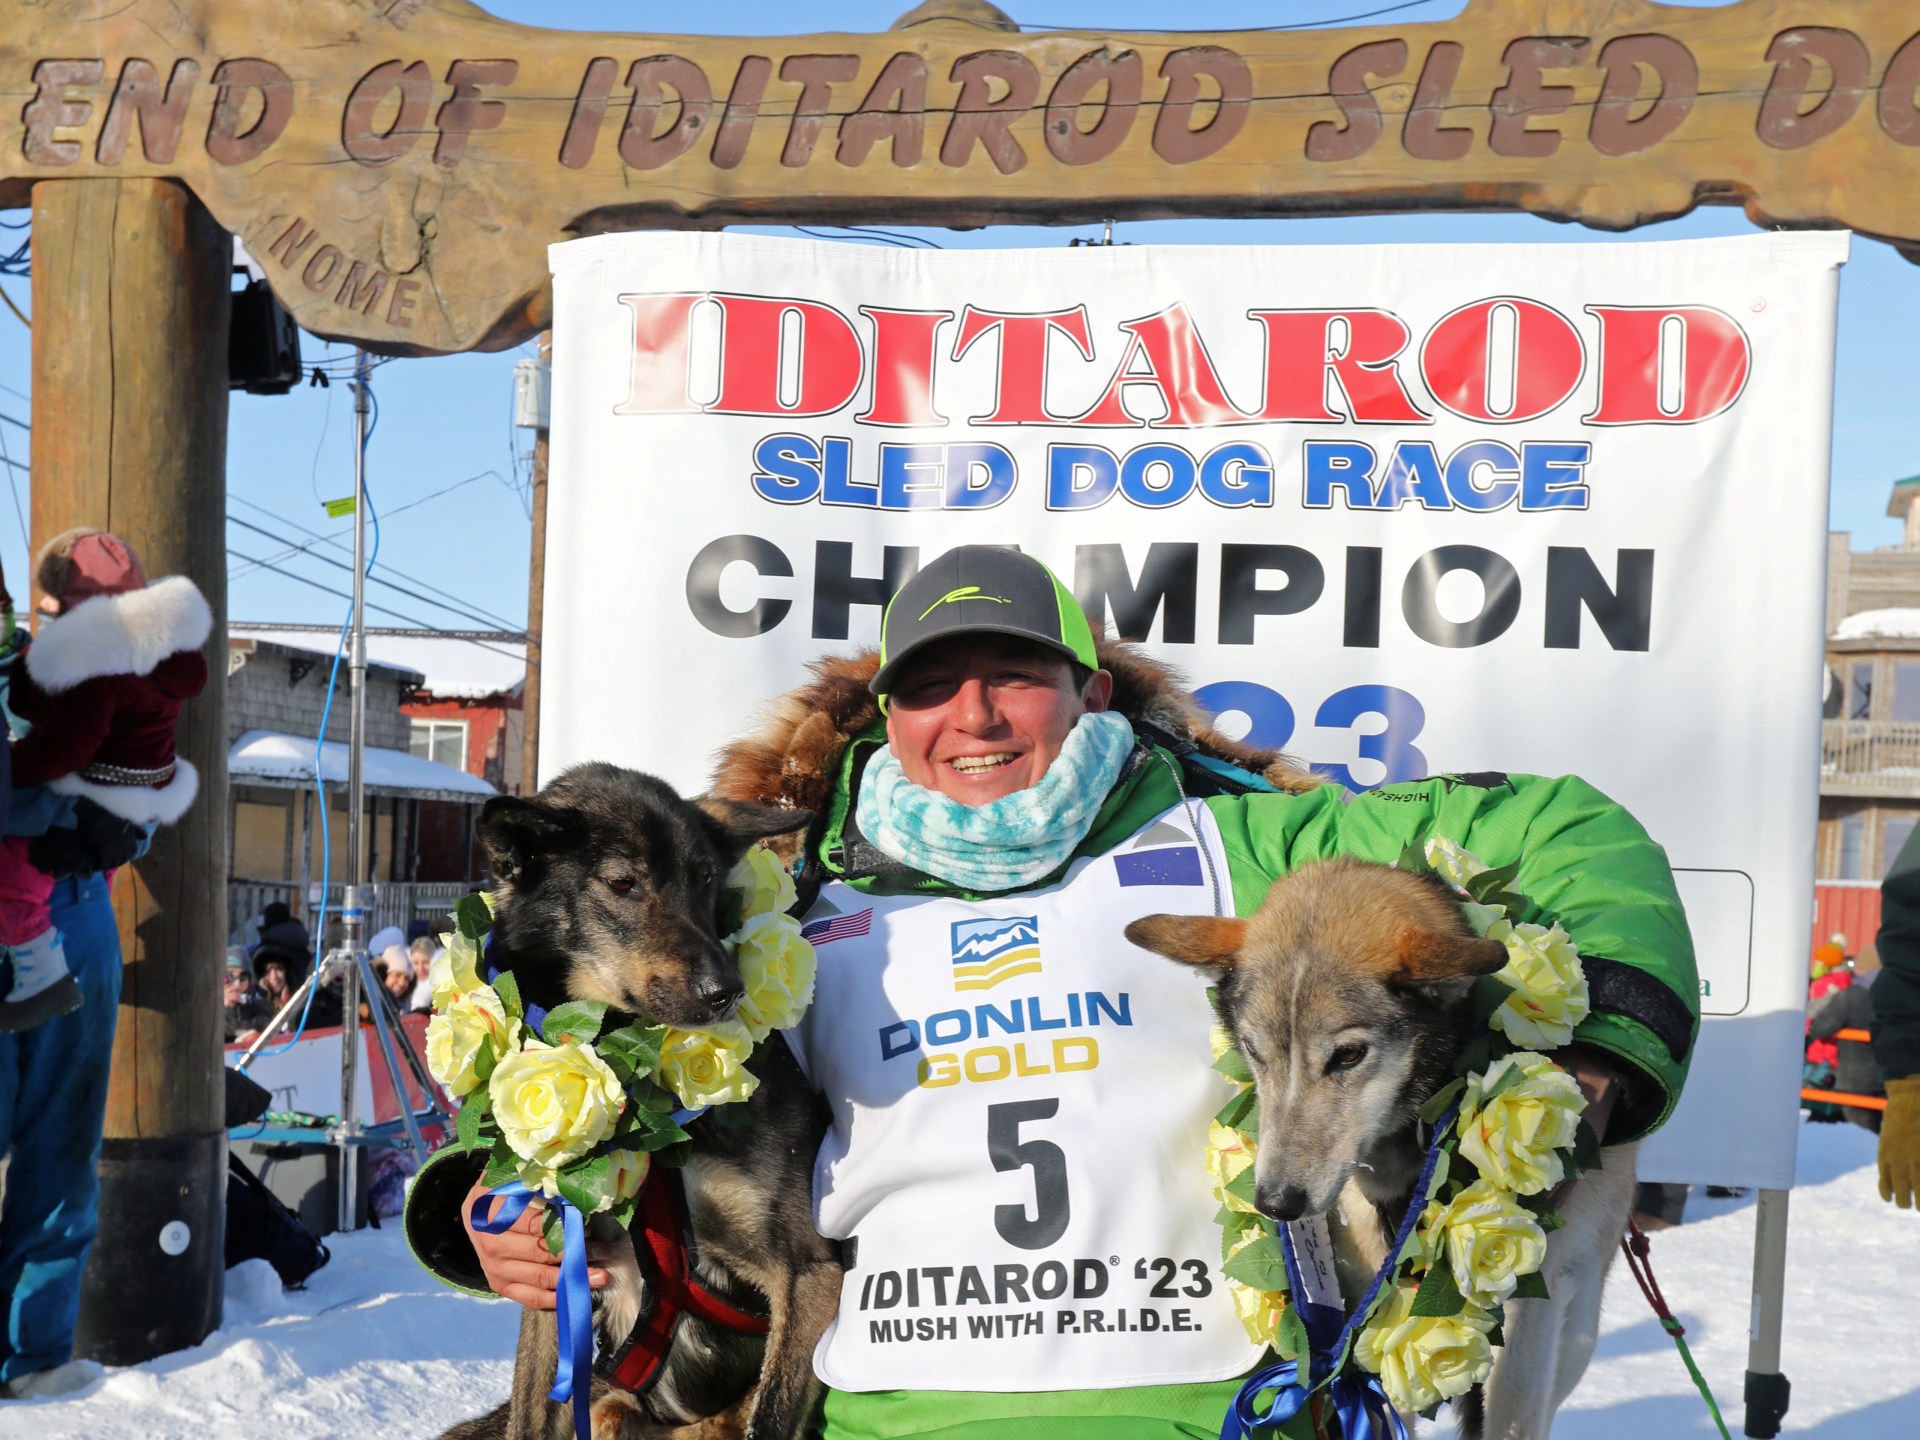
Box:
[336,348,372,1231]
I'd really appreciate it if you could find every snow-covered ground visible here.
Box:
[6,1120,1914,1438]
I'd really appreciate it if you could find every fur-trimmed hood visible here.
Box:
[26,575,213,694]
[708,638,1321,820]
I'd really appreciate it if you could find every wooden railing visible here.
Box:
[1820,719,1920,794]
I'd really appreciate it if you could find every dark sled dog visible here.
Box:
[1127,859,1638,1440]
[439,762,839,1440]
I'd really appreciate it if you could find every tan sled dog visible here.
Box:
[1127,859,1638,1439]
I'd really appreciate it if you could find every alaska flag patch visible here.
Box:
[1114,847,1205,887]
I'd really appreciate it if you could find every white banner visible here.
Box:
[544,231,1847,1189]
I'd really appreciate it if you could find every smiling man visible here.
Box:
[423,545,1698,1440]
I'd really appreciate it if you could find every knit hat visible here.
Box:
[37,527,147,604]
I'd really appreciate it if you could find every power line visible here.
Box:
[227,479,521,628]
[227,512,515,632]
[227,550,527,664]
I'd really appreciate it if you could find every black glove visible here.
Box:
[28,798,148,877]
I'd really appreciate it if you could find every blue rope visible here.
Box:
[1223,1102,1459,1440]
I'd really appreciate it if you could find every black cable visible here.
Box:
[227,552,527,664]
[228,478,521,628]
[226,513,516,633]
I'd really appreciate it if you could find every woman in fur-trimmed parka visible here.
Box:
[407,592,1699,1440]
[0,528,208,1031]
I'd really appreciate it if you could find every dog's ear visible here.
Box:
[1392,927,1508,984]
[477,795,580,881]
[1124,914,1248,969]
[696,797,815,862]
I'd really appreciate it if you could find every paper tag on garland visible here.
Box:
[1286,1213,1346,1341]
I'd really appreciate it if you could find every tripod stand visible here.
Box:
[233,917,453,1199]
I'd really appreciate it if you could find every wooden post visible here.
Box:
[30,177,231,1365]
[519,331,550,795]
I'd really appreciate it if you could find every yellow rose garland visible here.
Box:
[1209,839,1603,1423]
[425,846,817,1237]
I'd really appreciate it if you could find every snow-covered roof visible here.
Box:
[232,626,524,699]
[229,729,496,801]
[1834,608,1920,641]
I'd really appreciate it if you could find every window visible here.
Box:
[1896,665,1920,723]
[1849,661,1874,720]
[1839,814,1866,880]
[1886,818,1918,878]
[410,719,469,771]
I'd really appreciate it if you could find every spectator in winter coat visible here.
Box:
[1872,824,1920,1206]
[1809,964,1884,1133]
[224,948,271,1044]
[407,935,438,1012]
[0,529,208,1032]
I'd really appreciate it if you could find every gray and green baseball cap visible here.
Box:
[871,546,1099,698]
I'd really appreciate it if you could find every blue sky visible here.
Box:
[0,0,1912,633]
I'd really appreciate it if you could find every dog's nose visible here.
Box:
[695,974,744,1015]
[1257,1183,1310,1224]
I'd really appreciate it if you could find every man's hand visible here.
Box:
[462,1176,610,1309]
[1546,1047,1622,1209]
[1879,1077,1920,1209]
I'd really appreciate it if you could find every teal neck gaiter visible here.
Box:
[855,711,1136,892]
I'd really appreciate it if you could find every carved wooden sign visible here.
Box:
[2,0,1916,355]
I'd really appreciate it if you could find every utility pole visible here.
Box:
[35,178,232,1365]
[336,348,371,1231]
[519,331,550,796]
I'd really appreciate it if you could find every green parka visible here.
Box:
[407,644,1698,1440]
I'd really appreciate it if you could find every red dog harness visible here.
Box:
[598,1168,771,1394]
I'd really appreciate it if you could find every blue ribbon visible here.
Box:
[1221,1361,1410,1440]
[1222,1102,1461,1440]
[471,1182,593,1440]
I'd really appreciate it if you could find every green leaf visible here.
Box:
[1512,1268,1551,1301]
[1455,1032,1492,1080]
[1487,1316,1506,1350]
[1275,1304,1310,1363]
[1213,1048,1254,1085]
[605,1194,640,1232]
[721,889,746,937]
[1460,901,1508,938]
[554,1153,611,1216]
[1480,1062,1530,1104]
[1215,1086,1258,1133]
[1409,1256,1465,1318]
[481,1140,522,1190]
[1571,1118,1604,1174]
[491,969,522,1018]
[1517,1193,1568,1232]
[454,1097,487,1152]
[631,1121,692,1153]
[1223,1234,1289,1293]
[1464,859,1521,902]
[540,1203,565,1256]
[1396,840,1430,875]
[1224,1165,1259,1210]
[542,1000,609,1047]
[1418,1078,1466,1127]
[1215,1209,1263,1263]
[597,1024,664,1077]
[653,1138,693,1170]
[472,1043,498,1087]
[455,891,494,940]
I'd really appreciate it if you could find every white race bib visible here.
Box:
[786,803,1265,1392]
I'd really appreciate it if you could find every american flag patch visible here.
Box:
[801,909,874,946]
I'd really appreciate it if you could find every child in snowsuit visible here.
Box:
[0,529,209,1032]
